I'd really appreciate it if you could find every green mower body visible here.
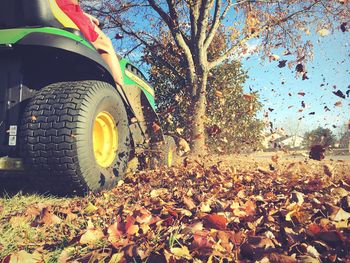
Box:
[0,0,174,195]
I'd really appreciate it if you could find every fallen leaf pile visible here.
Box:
[0,156,350,262]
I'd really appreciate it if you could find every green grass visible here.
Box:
[0,193,69,259]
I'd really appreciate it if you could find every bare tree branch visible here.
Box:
[188,0,200,42]
[196,0,213,48]
[147,0,197,92]
[204,0,233,50]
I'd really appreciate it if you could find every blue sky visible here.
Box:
[110,10,349,137]
[242,30,350,136]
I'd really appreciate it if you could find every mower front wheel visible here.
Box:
[20,81,131,195]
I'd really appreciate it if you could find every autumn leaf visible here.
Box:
[150,188,168,198]
[215,90,223,98]
[330,207,350,221]
[340,22,348,32]
[191,230,214,251]
[84,202,98,215]
[183,196,196,210]
[334,101,342,107]
[182,222,203,235]
[80,228,104,245]
[108,252,124,263]
[170,246,192,260]
[207,125,221,136]
[317,28,330,37]
[296,64,304,73]
[31,207,62,227]
[178,138,190,154]
[333,90,346,99]
[2,250,42,263]
[203,214,228,230]
[125,215,139,236]
[152,122,161,133]
[200,202,212,213]
[278,60,287,68]
[243,93,256,101]
[108,220,124,243]
[270,54,280,61]
[244,200,256,217]
[307,223,322,235]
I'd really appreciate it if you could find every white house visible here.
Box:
[262,130,286,149]
[278,135,304,149]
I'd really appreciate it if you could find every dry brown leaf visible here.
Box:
[203,214,228,230]
[108,221,124,243]
[215,90,223,98]
[243,93,256,101]
[183,196,196,210]
[152,122,161,133]
[150,188,168,198]
[31,207,62,226]
[2,250,42,263]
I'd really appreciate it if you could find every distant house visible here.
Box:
[262,130,285,149]
[276,135,304,149]
[262,131,304,150]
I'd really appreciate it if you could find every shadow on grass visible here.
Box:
[0,173,42,197]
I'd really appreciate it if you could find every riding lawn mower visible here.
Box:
[0,0,177,195]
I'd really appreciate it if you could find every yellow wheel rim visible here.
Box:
[93,111,118,168]
[167,148,173,167]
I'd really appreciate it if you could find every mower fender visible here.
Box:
[15,31,135,117]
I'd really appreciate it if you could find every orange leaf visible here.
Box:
[31,207,62,227]
[152,122,161,133]
[244,200,256,216]
[308,223,322,235]
[271,155,279,163]
[192,230,214,250]
[108,218,125,243]
[215,90,223,98]
[203,214,228,230]
[243,93,255,101]
[126,224,139,236]
[334,101,342,107]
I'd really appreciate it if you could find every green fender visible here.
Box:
[0,27,93,49]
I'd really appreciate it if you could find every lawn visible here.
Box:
[1,155,349,262]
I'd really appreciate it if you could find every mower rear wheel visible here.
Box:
[20,81,131,195]
[160,135,178,167]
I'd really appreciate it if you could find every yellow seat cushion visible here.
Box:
[48,0,79,29]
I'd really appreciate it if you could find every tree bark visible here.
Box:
[191,70,208,155]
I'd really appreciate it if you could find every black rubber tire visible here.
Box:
[20,81,131,195]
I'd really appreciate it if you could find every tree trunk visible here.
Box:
[190,71,208,155]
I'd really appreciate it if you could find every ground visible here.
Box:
[0,154,350,262]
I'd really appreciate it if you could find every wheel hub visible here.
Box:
[167,148,173,167]
[93,111,118,167]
